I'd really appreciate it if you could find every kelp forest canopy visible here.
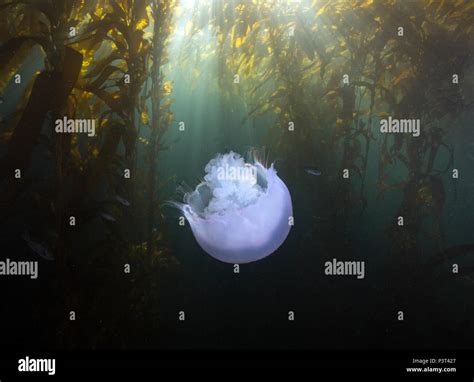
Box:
[0,0,473,348]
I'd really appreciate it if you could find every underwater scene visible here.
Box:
[0,0,473,354]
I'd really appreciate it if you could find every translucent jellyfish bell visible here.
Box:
[179,151,293,264]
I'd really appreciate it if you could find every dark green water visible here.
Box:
[146,50,474,349]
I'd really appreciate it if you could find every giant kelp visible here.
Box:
[182,0,473,261]
[0,0,178,347]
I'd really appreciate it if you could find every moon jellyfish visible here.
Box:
[177,151,293,264]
